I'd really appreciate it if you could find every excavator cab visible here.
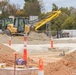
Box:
[14,17,25,33]
[4,17,30,35]
[2,18,13,31]
[13,17,30,34]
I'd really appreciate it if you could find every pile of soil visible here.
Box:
[63,50,76,61]
[0,44,21,66]
[0,34,24,44]
[0,44,36,67]
[45,60,76,75]
[27,31,50,44]
[27,31,50,41]
[0,32,50,44]
[44,50,76,75]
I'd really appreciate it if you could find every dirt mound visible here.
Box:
[45,60,76,75]
[0,44,36,67]
[27,31,50,41]
[0,44,21,66]
[0,34,24,44]
[44,50,76,75]
[63,50,76,61]
[0,33,50,44]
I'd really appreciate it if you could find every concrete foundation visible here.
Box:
[0,67,38,75]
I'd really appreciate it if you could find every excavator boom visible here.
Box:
[34,10,61,31]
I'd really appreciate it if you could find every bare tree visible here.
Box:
[38,0,45,13]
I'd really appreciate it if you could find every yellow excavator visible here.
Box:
[2,10,61,35]
[2,17,30,35]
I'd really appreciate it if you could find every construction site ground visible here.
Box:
[0,31,76,75]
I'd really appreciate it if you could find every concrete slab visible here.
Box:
[4,43,76,54]
[0,67,38,75]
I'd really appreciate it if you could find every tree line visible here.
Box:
[51,3,76,31]
[0,0,42,18]
[0,0,76,30]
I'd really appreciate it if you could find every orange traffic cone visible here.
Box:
[50,37,54,48]
[23,34,27,62]
[23,47,27,62]
[9,36,12,46]
[38,59,44,75]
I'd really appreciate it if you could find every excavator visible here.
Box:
[2,17,30,35]
[2,10,61,35]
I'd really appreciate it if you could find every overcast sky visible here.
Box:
[10,0,76,12]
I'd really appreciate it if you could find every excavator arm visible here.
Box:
[34,10,61,31]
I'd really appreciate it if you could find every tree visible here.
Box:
[23,0,41,17]
[0,0,9,18]
[62,16,74,29]
[52,3,58,11]
[24,0,27,1]
[66,16,76,29]
[0,0,20,18]
[38,0,45,13]
[51,6,72,30]
[69,7,76,17]
[7,3,20,16]
[59,7,71,16]
[15,10,24,17]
